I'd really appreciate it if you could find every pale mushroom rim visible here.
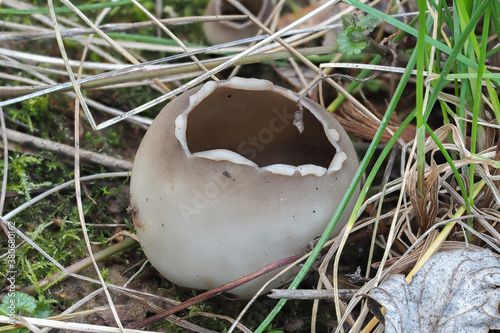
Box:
[174,77,348,177]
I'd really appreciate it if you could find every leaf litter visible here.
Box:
[366,248,500,333]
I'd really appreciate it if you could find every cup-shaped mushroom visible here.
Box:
[130,77,359,297]
[203,0,274,45]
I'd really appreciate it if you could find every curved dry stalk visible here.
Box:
[94,0,344,130]
[0,107,7,216]
[130,0,218,82]
[66,4,125,330]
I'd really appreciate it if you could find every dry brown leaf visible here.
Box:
[334,101,417,143]
[406,161,440,232]
[366,249,500,333]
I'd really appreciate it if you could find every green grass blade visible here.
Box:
[467,6,489,226]
[416,0,428,196]
[423,0,491,123]
[254,44,419,333]
[0,0,142,15]
[328,15,419,112]
[341,0,480,70]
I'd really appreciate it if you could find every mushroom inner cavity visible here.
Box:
[186,87,336,168]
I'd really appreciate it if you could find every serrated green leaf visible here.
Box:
[357,14,380,33]
[341,14,356,30]
[0,305,8,316]
[34,300,51,318]
[337,32,367,55]
[1,292,37,316]
[0,293,51,333]
[347,26,367,43]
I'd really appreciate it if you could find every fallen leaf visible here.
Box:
[366,248,500,333]
[406,160,439,232]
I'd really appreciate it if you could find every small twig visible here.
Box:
[20,237,137,295]
[268,289,358,300]
[0,128,133,170]
[67,4,125,329]
[3,172,129,221]
[128,253,304,330]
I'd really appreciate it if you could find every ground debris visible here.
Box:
[366,248,500,333]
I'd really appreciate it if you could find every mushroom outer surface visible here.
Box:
[130,77,360,297]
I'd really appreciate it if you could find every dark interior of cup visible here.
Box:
[186,86,336,168]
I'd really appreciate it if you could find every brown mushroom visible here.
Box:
[203,0,274,45]
[130,77,359,297]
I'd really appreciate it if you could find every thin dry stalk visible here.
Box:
[0,314,159,333]
[129,0,218,81]
[62,3,125,329]
[0,15,249,41]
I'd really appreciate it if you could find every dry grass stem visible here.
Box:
[1,0,499,332]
